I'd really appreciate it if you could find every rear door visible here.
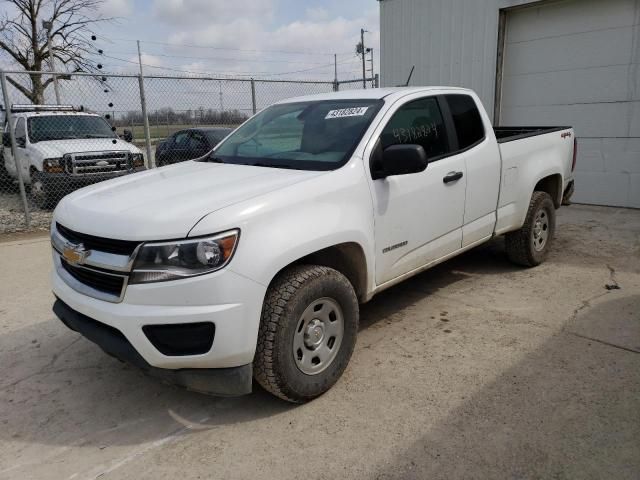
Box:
[443,94,501,247]
[367,94,467,285]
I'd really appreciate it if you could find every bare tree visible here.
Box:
[0,0,109,103]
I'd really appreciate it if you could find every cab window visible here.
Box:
[445,94,485,150]
[380,97,449,159]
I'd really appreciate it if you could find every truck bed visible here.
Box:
[494,126,571,144]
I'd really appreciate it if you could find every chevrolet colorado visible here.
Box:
[50,87,576,403]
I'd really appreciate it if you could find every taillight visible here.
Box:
[572,137,577,172]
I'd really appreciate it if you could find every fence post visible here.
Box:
[137,74,154,168]
[0,72,30,228]
[250,78,257,115]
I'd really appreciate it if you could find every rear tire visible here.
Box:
[0,162,15,191]
[505,191,556,267]
[253,265,359,403]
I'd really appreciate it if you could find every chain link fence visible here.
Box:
[0,70,377,235]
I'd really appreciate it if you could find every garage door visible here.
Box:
[499,0,639,208]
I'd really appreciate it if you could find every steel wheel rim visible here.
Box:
[293,297,344,375]
[532,207,550,251]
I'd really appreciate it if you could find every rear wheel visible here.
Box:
[253,265,359,403]
[505,191,556,267]
[0,162,15,191]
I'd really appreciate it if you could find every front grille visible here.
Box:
[61,259,125,297]
[57,223,140,256]
[64,151,131,176]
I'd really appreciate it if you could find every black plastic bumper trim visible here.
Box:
[52,298,252,396]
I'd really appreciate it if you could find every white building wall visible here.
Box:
[380,0,531,118]
[379,0,640,208]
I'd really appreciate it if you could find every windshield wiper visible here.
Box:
[252,162,298,170]
[201,155,225,163]
[83,134,112,138]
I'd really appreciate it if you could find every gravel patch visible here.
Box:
[0,193,52,235]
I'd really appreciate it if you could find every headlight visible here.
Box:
[129,229,239,284]
[43,157,64,173]
[132,153,145,168]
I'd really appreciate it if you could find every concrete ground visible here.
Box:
[0,204,638,480]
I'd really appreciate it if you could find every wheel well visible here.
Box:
[534,174,562,208]
[284,243,368,303]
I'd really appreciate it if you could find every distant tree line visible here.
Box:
[112,107,250,126]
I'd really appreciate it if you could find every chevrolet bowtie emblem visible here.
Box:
[62,242,89,265]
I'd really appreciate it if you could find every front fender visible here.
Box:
[189,163,376,295]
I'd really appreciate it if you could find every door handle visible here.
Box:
[443,171,463,184]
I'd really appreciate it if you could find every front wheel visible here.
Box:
[253,265,359,403]
[30,171,56,210]
[505,191,556,267]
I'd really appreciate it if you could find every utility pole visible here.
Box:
[42,20,60,104]
[368,48,375,88]
[219,80,224,112]
[360,28,367,89]
[137,40,153,167]
[333,53,338,91]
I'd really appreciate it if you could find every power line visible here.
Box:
[88,33,355,56]
[101,53,360,78]
[106,51,344,66]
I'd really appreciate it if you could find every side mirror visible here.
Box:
[122,129,133,142]
[2,132,10,147]
[16,136,26,148]
[370,142,428,180]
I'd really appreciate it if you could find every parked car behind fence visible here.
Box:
[155,127,232,167]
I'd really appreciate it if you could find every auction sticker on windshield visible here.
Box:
[325,107,369,119]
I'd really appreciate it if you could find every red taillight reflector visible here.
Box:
[572,137,577,172]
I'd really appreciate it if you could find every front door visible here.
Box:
[3,117,29,181]
[367,95,467,285]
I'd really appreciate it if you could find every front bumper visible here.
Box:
[41,168,146,194]
[53,298,253,396]
[51,251,267,370]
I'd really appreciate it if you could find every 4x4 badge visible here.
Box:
[62,242,89,265]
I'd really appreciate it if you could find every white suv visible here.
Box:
[2,105,145,208]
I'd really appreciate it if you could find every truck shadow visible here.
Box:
[0,238,517,455]
[360,237,518,330]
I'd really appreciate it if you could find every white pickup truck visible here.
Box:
[51,87,576,403]
[1,105,145,208]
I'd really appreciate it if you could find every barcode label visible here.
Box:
[325,107,369,119]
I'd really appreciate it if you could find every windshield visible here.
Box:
[27,115,116,143]
[209,99,383,171]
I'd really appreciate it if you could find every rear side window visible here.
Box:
[380,97,449,158]
[189,132,208,149]
[445,94,484,150]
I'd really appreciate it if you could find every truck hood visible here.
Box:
[33,138,141,157]
[54,161,323,240]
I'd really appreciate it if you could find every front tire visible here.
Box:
[253,265,359,403]
[30,171,55,210]
[505,191,556,267]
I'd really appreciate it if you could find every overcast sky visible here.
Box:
[91,0,380,81]
[1,0,380,114]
